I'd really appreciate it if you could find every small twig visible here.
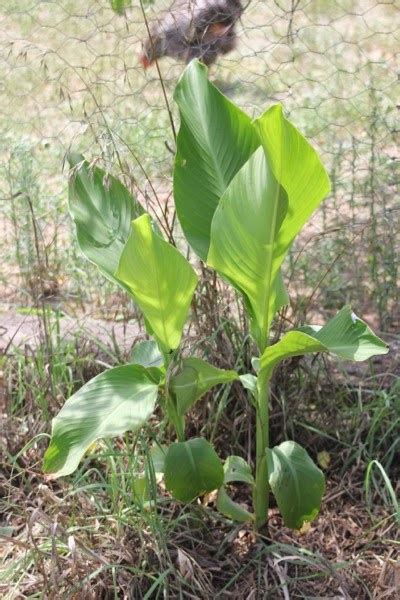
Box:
[138,0,177,143]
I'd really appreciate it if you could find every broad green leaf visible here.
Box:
[208,105,330,349]
[164,438,224,502]
[208,147,289,348]
[170,357,238,416]
[173,60,260,260]
[216,487,254,523]
[266,441,325,530]
[223,455,254,486]
[260,306,389,377]
[116,214,198,352]
[253,105,331,317]
[68,154,143,288]
[131,340,165,368]
[43,365,158,478]
[254,104,331,263]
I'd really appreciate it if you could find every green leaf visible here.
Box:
[216,487,254,523]
[223,455,254,485]
[164,438,224,502]
[110,0,131,15]
[208,105,330,349]
[208,147,288,348]
[255,104,330,325]
[116,214,198,352]
[131,340,164,368]
[266,441,325,530]
[173,60,260,260]
[43,365,158,478]
[260,306,389,377]
[68,154,143,288]
[170,357,238,416]
[254,105,331,267]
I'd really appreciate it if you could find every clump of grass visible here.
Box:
[1,320,398,597]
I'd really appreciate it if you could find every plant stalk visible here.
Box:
[164,351,186,442]
[254,369,270,530]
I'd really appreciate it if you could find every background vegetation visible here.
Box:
[0,0,398,597]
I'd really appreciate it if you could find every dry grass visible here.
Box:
[1,333,399,598]
[1,429,398,598]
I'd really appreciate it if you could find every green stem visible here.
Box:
[254,369,270,530]
[164,350,185,442]
[171,403,185,442]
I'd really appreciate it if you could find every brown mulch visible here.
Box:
[1,438,398,600]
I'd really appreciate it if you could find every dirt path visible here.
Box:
[0,308,142,354]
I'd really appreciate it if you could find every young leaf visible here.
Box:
[170,357,238,415]
[260,306,389,377]
[131,340,165,368]
[174,60,260,260]
[116,214,198,352]
[164,438,224,502]
[207,147,289,349]
[68,154,143,287]
[43,365,158,478]
[266,441,325,530]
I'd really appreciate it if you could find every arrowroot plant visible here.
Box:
[43,60,388,532]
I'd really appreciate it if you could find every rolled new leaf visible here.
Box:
[164,438,224,502]
[266,441,325,530]
[43,365,159,478]
[260,306,389,378]
[170,357,238,415]
[174,60,260,261]
[68,154,143,288]
[116,214,198,352]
